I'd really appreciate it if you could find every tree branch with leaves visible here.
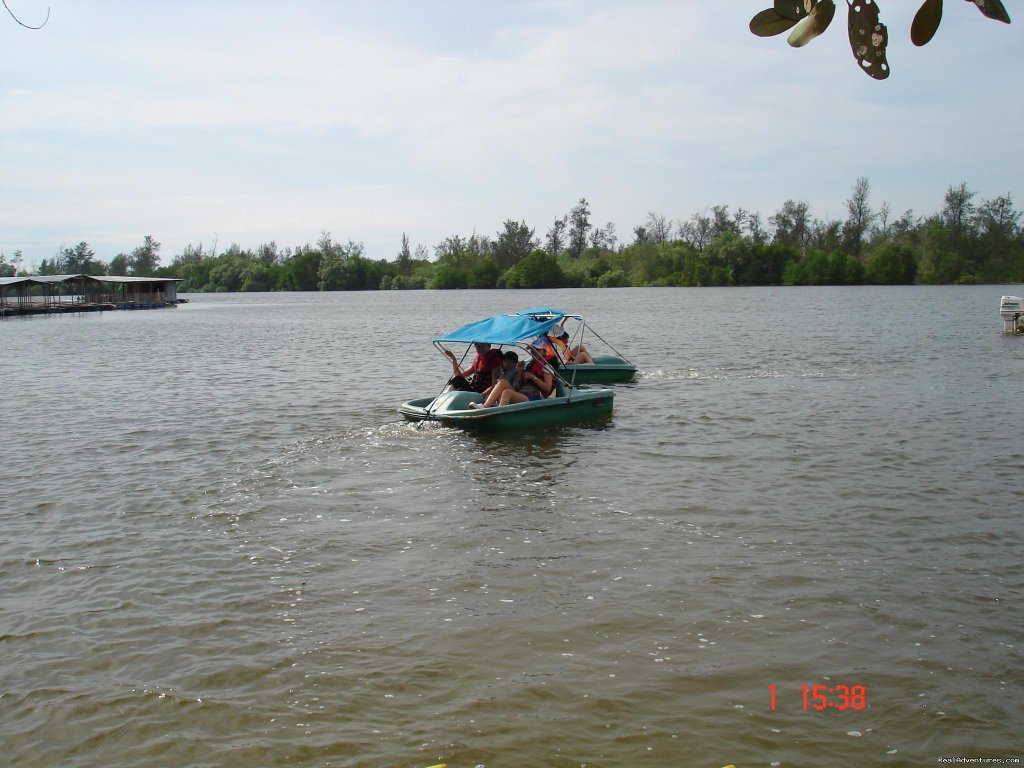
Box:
[750,0,1010,80]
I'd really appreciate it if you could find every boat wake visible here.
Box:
[639,366,852,381]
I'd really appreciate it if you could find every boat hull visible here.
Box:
[559,354,637,384]
[399,387,614,431]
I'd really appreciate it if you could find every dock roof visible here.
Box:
[0,274,180,286]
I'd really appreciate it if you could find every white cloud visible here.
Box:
[2,0,1022,267]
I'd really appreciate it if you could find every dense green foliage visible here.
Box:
[5,180,1022,291]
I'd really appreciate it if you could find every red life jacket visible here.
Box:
[475,349,503,375]
[462,349,504,392]
[526,359,553,397]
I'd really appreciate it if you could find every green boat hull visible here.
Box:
[399,386,614,431]
[559,354,636,384]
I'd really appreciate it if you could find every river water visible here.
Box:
[2,286,1022,767]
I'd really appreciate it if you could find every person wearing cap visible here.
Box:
[549,323,594,364]
[443,342,504,392]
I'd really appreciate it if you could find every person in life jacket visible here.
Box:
[547,330,572,364]
[479,350,521,397]
[549,324,594,364]
[444,342,504,392]
[530,333,560,366]
[472,348,554,408]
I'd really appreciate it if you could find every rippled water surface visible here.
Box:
[2,286,1022,767]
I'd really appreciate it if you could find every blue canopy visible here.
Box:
[434,308,566,344]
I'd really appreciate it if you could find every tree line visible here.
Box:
[3,179,1022,290]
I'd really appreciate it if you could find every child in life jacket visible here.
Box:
[472,348,554,408]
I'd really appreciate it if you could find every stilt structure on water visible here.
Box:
[0,275,185,317]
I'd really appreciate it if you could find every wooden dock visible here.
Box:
[0,275,184,318]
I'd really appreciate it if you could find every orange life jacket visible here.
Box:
[549,335,572,363]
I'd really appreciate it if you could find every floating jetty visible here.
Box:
[0,275,184,317]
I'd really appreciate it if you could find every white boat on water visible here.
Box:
[999,295,1024,333]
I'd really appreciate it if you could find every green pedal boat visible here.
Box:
[527,309,637,385]
[400,308,616,431]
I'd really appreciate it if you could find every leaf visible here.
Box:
[750,8,798,36]
[964,0,1010,24]
[912,0,943,46]
[788,0,836,46]
[774,0,815,21]
[848,0,890,80]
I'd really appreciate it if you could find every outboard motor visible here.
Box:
[1000,295,1024,333]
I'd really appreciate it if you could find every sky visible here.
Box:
[2,0,1022,270]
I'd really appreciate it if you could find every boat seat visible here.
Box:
[439,390,482,411]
